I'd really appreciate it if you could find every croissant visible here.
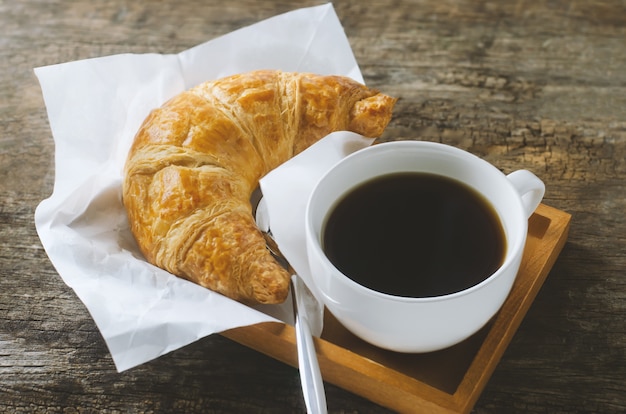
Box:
[122,70,396,304]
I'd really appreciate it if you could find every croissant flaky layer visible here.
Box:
[123,70,396,304]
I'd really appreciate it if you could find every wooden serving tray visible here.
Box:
[222,203,571,413]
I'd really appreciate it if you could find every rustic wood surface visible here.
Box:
[1,0,624,413]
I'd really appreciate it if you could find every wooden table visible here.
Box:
[1,1,624,412]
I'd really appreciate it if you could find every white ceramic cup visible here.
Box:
[305,140,545,353]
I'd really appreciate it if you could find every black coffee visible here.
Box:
[322,172,506,297]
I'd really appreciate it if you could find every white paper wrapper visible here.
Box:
[258,132,374,333]
[34,3,370,372]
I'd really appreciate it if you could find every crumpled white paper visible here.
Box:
[33,4,371,372]
[258,132,375,335]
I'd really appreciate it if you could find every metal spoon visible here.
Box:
[255,197,327,414]
[291,274,327,414]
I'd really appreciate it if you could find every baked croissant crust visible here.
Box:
[123,70,396,304]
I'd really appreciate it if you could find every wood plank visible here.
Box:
[222,203,571,413]
[2,0,623,411]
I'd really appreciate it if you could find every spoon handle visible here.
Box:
[292,275,327,414]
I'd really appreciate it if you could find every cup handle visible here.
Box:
[506,170,546,218]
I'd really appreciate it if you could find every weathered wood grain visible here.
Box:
[1,0,624,412]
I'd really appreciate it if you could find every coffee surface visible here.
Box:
[323,172,506,297]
